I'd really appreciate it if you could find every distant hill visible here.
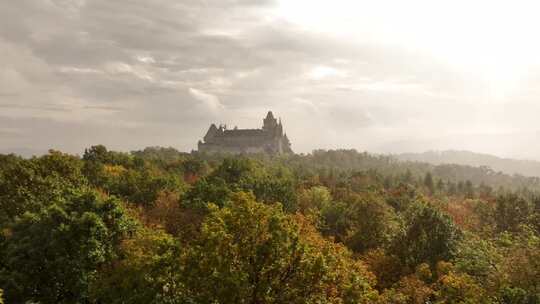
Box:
[396,150,540,177]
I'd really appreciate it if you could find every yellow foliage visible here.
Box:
[435,271,488,304]
[294,213,379,302]
[103,164,127,177]
[436,261,454,277]
[90,228,178,302]
[397,275,434,304]
[415,263,432,282]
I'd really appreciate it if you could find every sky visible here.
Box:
[2,0,540,159]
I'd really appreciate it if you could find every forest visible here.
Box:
[0,147,539,303]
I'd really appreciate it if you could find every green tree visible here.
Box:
[185,158,297,211]
[495,194,531,233]
[436,179,445,193]
[297,186,332,214]
[434,262,489,304]
[319,200,349,242]
[499,287,539,304]
[453,233,501,289]
[385,183,419,212]
[0,190,135,303]
[531,196,540,234]
[498,229,540,302]
[390,202,461,269]
[464,180,475,199]
[184,176,233,209]
[0,150,86,225]
[424,172,435,194]
[344,194,399,253]
[110,168,181,206]
[181,158,207,183]
[90,229,181,303]
[82,145,135,187]
[448,181,458,196]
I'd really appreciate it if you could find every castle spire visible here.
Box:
[204,123,219,142]
[263,110,278,131]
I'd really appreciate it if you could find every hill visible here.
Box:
[396,150,540,177]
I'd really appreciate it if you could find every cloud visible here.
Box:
[1,0,540,158]
[136,55,156,64]
[58,66,103,74]
[189,88,225,113]
[0,127,23,136]
[308,66,348,80]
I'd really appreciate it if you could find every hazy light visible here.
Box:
[308,66,347,80]
[277,0,540,98]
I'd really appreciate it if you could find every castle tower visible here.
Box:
[203,123,219,142]
[262,111,278,132]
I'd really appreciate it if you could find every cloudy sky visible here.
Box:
[3,0,540,158]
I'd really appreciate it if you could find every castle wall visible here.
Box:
[198,142,267,154]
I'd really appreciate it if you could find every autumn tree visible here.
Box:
[297,185,332,215]
[179,192,379,303]
[90,229,181,303]
[181,158,207,183]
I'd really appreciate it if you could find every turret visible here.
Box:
[277,118,283,136]
[263,111,278,132]
[282,133,293,153]
[203,123,219,142]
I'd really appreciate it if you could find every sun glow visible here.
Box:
[276,0,540,99]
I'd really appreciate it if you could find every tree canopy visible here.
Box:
[1,147,539,303]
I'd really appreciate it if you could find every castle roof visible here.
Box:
[222,129,265,137]
[204,123,219,142]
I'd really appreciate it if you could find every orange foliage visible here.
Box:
[441,199,482,231]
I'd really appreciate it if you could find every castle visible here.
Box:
[197,111,293,154]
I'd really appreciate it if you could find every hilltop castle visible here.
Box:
[197,111,293,154]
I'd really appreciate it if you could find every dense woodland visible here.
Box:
[0,147,539,303]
